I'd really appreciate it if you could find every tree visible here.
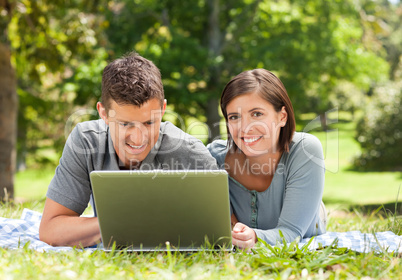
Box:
[251,0,389,130]
[1,0,107,200]
[104,0,390,139]
[2,0,397,201]
[105,0,264,142]
[8,1,107,169]
[352,0,402,171]
[359,0,402,81]
[0,0,18,201]
[354,80,402,170]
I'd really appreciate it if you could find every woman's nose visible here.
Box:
[240,117,254,133]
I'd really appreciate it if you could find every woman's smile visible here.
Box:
[241,136,263,145]
[226,92,286,156]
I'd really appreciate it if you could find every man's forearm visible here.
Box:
[39,216,101,248]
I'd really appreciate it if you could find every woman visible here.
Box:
[208,69,327,249]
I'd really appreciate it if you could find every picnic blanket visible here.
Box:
[1,209,401,253]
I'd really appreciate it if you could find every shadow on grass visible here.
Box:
[325,198,402,216]
[348,202,402,216]
[296,115,355,131]
[344,163,402,173]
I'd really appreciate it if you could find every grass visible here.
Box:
[314,126,401,207]
[14,168,54,201]
[0,245,400,279]
[0,200,401,279]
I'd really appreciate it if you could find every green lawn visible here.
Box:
[14,168,54,201]
[312,126,401,207]
[295,111,402,210]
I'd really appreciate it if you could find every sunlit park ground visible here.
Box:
[14,110,402,214]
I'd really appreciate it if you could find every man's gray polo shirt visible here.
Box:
[46,120,218,215]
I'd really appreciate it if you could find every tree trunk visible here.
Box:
[320,112,328,131]
[388,45,400,81]
[205,98,222,142]
[0,43,17,201]
[206,0,222,143]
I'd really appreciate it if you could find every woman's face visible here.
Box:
[226,92,287,157]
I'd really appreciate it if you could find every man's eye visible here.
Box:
[119,122,131,127]
[145,121,154,126]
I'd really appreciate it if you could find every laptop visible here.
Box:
[90,169,232,251]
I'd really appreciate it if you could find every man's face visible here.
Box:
[98,98,166,169]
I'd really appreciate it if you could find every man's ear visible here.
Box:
[161,99,167,117]
[97,102,109,125]
[279,106,288,127]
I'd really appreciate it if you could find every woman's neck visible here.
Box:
[246,151,282,176]
[228,147,283,177]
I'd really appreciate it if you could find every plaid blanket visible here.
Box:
[1,209,401,253]
[0,209,75,252]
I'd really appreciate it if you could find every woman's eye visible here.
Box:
[228,115,239,121]
[252,112,263,117]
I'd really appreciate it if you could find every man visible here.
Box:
[39,52,217,247]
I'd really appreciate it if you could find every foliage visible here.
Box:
[7,0,108,168]
[102,0,391,136]
[252,0,389,117]
[104,0,265,139]
[329,81,366,117]
[359,0,402,81]
[3,0,400,168]
[350,0,402,171]
[354,80,402,171]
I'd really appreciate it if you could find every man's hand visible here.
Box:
[232,222,257,249]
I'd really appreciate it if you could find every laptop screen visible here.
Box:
[90,170,232,251]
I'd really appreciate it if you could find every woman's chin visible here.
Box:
[239,146,269,157]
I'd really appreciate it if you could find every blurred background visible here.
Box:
[0,0,401,211]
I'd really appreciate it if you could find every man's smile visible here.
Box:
[126,143,147,154]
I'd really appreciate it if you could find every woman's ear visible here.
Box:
[97,102,109,125]
[279,106,288,127]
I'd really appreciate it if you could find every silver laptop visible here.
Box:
[90,170,232,251]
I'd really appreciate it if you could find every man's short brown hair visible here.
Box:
[101,52,164,111]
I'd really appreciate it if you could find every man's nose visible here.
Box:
[127,125,147,144]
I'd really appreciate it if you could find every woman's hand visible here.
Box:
[232,222,257,249]
[231,213,238,230]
